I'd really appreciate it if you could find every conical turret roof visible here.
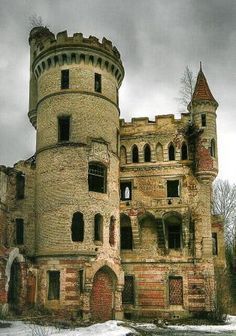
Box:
[191,64,218,107]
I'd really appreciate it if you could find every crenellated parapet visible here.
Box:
[29,27,124,85]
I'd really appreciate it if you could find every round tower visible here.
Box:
[28,27,124,319]
[188,64,218,182]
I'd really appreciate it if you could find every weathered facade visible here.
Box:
[0,27,225,321]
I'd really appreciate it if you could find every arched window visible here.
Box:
[132,145,139,163]
[163,213,182,249]
[94,214,103,242]
[144,144,151,162]
[210,139,216,157]
[120,214,133,250]
[120,146,127,165]
[88,163,106,193]
[71,212,84,242]
[156,143,163,161]
[109,216,116,246]
[181,142,188,160]
[168,143,175,161]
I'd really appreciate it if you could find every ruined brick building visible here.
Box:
[0,27,225,321]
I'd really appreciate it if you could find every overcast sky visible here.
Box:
[0,0,235,183]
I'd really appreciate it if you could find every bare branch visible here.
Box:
[178,66,196,111]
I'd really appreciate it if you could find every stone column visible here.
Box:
[114,284,124,320]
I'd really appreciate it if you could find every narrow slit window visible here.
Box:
[58,116,70,142]
[181,143,188,160]
[16,218,24,245]
[212,232,218,255]
[144,144,151,162]
[120,182,132,201]
[94,214,103,242]
[95,73,102,93]
[61,69,69,89]
[109,216,115,246]
[132,145,139,163]
[48,271,60,300]
[168,225,181,249]
[16,174,25,200]
[210,139,216,157]
[71,212,84,242]
[122,276,135,304]
[201,114,206,127]
[79,269,84,293]
[168,143,175,161]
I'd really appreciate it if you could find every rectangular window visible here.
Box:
[169,276,183,305]
[88,163,106,193]
[120,182,132,201]
[48,271,60,300]
[16,218,24,245]
[79,269,84,293]
[212,232,218,255]
[16,174,25,200]
[201,114,206,127]
[167,180,180,197]
[94,73,102,93]
[58,116,70,142]
[168,225,181,249]
[61,69,69,89]
[122,275,135,304]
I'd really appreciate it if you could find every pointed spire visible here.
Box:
[191,64,218,107]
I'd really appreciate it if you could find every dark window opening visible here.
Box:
[169,277,183,305]
[210,139,216,157]
[16,174,25,200]
[201,114,206,127]
[121,226,133,250]
[58,116,70,142]
[181,143,188,160]
[168,144,175,161]
[132,145,139,163]
[144,144,151,162]
[71,212,84,242]
[16,218,24,245]
[122,276,135,304]
[61,69,69,89]
[109,216,115,246]
[48,271,60,300]
[95,73,102,93]
[212,232,218,255]
[79,269,84,293]
[168,225,181,249]
[167,180,180,197]
[120,182,132,201]
[88,163,106,193]
[94,214,103,242]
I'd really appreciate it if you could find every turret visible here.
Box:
[188,64,218,182]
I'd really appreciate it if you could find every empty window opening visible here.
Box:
[168,225,181,249]
[58,116,70,142]
[181,143,188,160]
[88,163,106,193]
[16,173,25,200]
[169,277,183,305]
[167,180,180,197]
[120,214,133,250]
[16,218,24,245]
[168,143,175,161]
[122,275,135,304]
[201,114,206,127]
[156,143,163,161]
[79,269,84,293]
[109,216,115,246]
[212,232,218,255]
[210,139,216,157]
[144,144,151,162]
[95,73,102,93]
[48,271,60,300]
[120,182,132,201]
[71,212,84,242]
[120,146,127,165]
[132,145,139,163]
[94,213,103,242]
[61,69,69,89]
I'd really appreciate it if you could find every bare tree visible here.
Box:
[28,15,44,31]
[212,179,236,249]
[178,66,196,112]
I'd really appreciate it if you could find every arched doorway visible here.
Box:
[8,259,20,308]
[90,267,116,321]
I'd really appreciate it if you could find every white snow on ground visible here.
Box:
[168,315,236,333]
[0,320,136,336]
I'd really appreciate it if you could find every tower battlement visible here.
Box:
[29,27,124,85]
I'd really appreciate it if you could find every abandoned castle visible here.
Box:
[0,27,225,321]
